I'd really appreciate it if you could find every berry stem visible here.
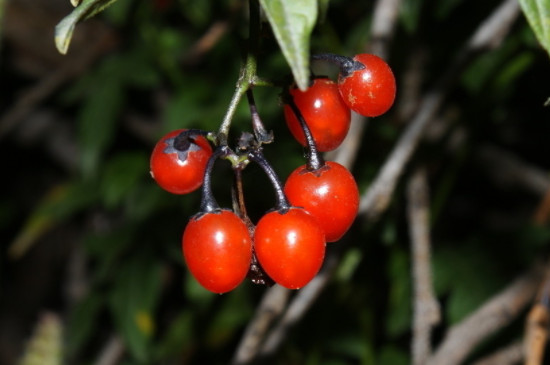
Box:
[311,53,365,77]
[198,146,229,214]
[284,93,325,171]
[232,166,254,232]
[173,129,211,151]
[247,148,291,213]
[246,89,273,144]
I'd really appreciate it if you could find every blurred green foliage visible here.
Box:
[2,0,550,364]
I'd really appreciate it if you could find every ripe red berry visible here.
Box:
[254,207,326,289]
[182,210,252,294]
[150,129,213,194]
[338,53,396,117]
[284,78,351,152]
[284,161,359,242]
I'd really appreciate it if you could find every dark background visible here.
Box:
[1,0,550,364]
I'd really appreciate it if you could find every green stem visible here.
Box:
[217,0,261,143]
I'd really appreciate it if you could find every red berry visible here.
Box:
[150,129,213,194]
[284,78,351,152]
[182,210,252,294]
[338,54,396,117]
[254,207,326,289]
[284,161,359,242]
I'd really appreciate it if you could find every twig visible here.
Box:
[182,1,242,65]
[426,264,545,365]
[369,0,402,60]
[533,188,550,226]
[359,90,443,220]
[396,46,428,122]
[523,270,550,365]
[258,253,340,358]
[477,144,550,197]
[183,21,230,65]
[325,111,368,170]
[407,168,440,365]
[231,285,290,365]
[471,340,524,365]
[524,304,549,365]
[94,335,125,365]
[359,0,521,222]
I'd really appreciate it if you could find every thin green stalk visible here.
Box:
[217,0,261,142]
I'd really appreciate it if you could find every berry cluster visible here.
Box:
[149,53,395,293]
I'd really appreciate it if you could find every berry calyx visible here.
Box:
[337,53,396,117]
[284,78,351,152]
[284,161,359,242]
[254,207,326,289]
[150,129,213,195]
[182,209,252,294]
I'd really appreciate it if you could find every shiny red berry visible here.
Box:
[284,161,359,242]
[338,53,396,117]
[182,209,252,294]
[284,78,351,152]
[150,129,212,194]
[254,207,326,289]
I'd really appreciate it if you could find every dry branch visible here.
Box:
[359,0,521,222]
[407,168,440,365]
[426,265,544,365]
[472,341,524,365]
[231,285,290,364]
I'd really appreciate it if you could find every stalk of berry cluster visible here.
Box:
[283,93,325,171]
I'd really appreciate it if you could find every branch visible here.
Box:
[476,144,550,197]
[359,0,521,222]
[523,269,550,365]
[258,253,340,358]
[231,285,290,365]
[407,168,440,365]
[524,304,549,365]
[426,264,545,365]
[94,335,125,365]
[471,340,524,365]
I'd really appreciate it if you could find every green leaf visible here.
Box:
[109,258,163,362]
[66,294,105,356]
[317,0,330,23]
[259,0,318,90]
[204,286,253,348]
[153,310,195,360]
[100,152,149,209]
[519,0,550,57]
[78,59,125,178]
[378,346,409,365]
[399,0,424,34]
[385,247,411,338]
[434,0,463,20]
[55,0,120,54]
[8,182,98,259]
